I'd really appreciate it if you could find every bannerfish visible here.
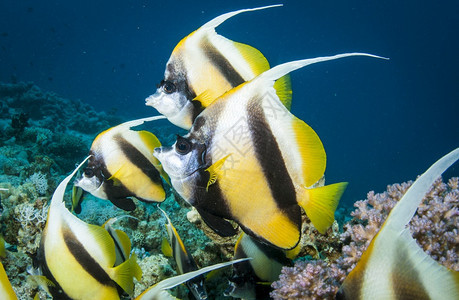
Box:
[135,258,249,300]
[36,157,142,299]
[75,116,169,211]
[145,4,292,130]
[0,261,16,300]
[158,206,207,299]
[103,215,138,267]
[154,53,385,249]
[225,232,295,300]
[336,148,459,300]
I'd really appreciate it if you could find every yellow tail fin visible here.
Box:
[110,254,142,296]
[298,182,347,234]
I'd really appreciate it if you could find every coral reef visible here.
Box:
[271,176,458,299]
[1,82,457,299]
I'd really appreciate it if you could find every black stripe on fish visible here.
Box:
[171,232,198,274]
[95,155,135,210]
[62,223,115,287]
[201,36,245,89]
[246,96,301,235]
[114,133,163,187]
[392,241,430,300]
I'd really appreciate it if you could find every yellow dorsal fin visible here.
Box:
[292,117,326,187]
[110,254,142,296]
[233,41,270,75]
[87,223,117,266]
[161,237,173,258]
[298,182,347,234]
[205,154,231,191]
[273,74,292,110]
[193,90,216,107]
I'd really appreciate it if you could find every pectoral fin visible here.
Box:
[205,154,231,191]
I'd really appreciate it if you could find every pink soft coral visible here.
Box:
[271,176,458,299]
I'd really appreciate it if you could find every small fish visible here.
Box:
[158,206,207,299]
[103,215,138,267]
[154,53,384,249]
[336,148,459,300]
[225,232,295,300]
[145,4,292,130]
[135,258,250,300]
[0,261,17,300]
[36,157,142,299]
[75,116,169,211]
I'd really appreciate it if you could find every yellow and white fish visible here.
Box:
[154,53,385,249]
[145,4,291,130]
[103,215,138,267]
[37,157,142,299]
[225,232,295,299]
[336,148,459,299]
[0,261,16,300]
[135,258,249,300]
[159,206,207,299]
[75,116,169,211]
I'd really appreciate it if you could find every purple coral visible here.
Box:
[271,176,458,299]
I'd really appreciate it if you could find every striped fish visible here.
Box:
[135,258,249,300]
[336,148,459,300]
[154,53,385,249]
[75,116,169,211]
[225,232,294,299]
[37,157,142,299]
[145,4,292,130]
[158,206,207,299]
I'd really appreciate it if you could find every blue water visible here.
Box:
[0,0,457,206]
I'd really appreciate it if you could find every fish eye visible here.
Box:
[162,80,176,94]
[175,136,191,155]
[83,167,94,177]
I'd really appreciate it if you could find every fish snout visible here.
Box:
[145,93,160,107]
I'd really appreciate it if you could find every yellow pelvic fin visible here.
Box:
[205,154,231,191]
[233,41,270,75]
[161,237,173,258]
[110,253,142,296]
[273,74,292,111]
[193,90,216,107]
[298,182,347,234]
[292,117,326,187]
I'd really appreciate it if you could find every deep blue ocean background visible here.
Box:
[0,0,457,207]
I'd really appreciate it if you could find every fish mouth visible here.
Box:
[153,147,204,179]
[145,92,160,107]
